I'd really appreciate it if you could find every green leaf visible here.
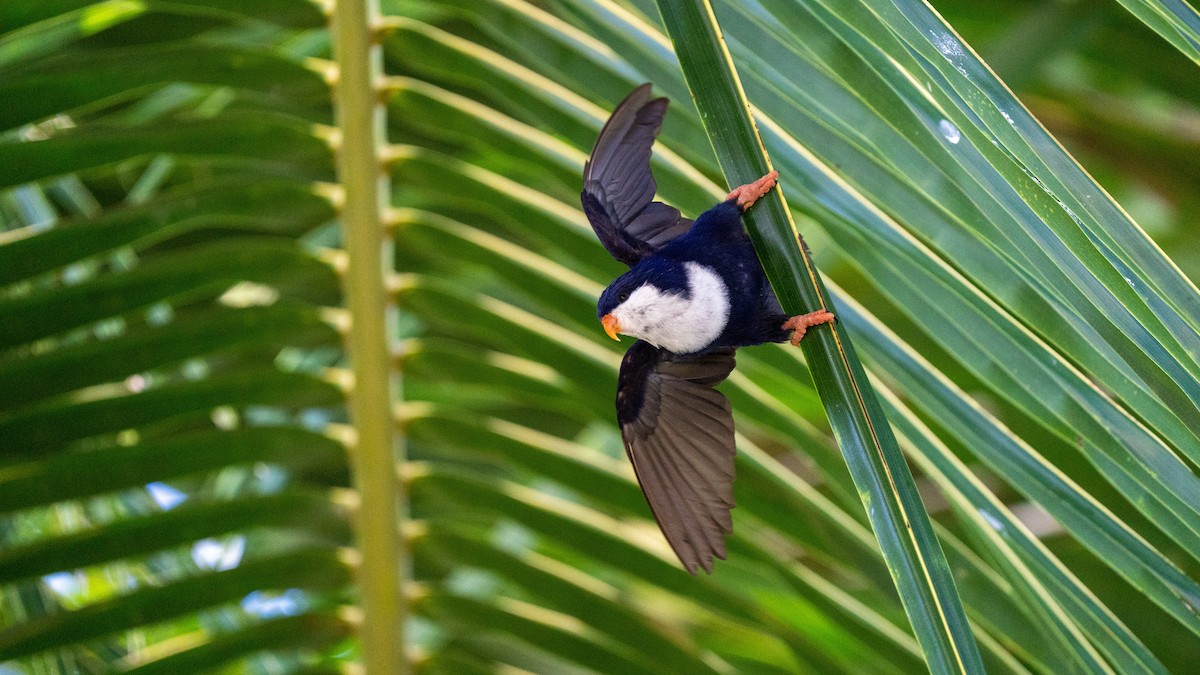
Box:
[1111,0,1200,64]
[0,369,344,458]
[122,614,352,675]
[839,289,1200,639]
[0,239,339,349]
[0,181,334,285]
[0,428,346,513]
[0,305,338,410]
[0,115,334,189]
[651,1,983,671]
[878,382,1165,673]
[0,492,350,583]
[417,528,723,674]
[0,549,351,662]
[0,44,328,132]
[416,590,659,675]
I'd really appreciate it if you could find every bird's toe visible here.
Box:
[726,170,780,211]
[783,309,835,346]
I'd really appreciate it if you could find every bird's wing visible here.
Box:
[617,340,737,574]
[582,84,692,267]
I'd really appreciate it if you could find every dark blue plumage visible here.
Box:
[582,84,833,573]
[597,200,792,352]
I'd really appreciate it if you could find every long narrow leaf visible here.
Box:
[651,2,982,671]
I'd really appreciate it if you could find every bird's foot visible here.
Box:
[726,170,779,211]
[783,309,835,346]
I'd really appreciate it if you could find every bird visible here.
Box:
[581,84,835,574]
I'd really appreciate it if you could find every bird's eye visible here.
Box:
[618,291,629,303]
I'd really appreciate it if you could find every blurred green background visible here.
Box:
[1,0,1198,673]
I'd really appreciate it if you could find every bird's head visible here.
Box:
[597,259,732,353]
[597,260,693,346]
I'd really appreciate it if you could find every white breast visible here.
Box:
[613,262,730,354]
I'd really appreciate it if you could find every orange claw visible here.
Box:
[783,309,835,346]
[726,170,779,211]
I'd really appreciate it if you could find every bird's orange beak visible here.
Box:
[601,314,622,341]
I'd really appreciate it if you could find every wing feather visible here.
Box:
[616,340,737,574]
[582,84,692,266]
[655,429,734,537]
[636,433,707,566]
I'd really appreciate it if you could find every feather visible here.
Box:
[616,341,736,574]
[582,84,692,266]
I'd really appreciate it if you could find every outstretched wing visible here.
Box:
[617,340,737,574]
[582,84,692,267]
